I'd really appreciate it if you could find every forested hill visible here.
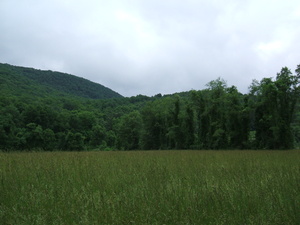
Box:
[0,63,299,151]
[0,63,123,99]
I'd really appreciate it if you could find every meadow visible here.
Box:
[0,150,299,224]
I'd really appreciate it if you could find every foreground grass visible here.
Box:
[0,150,299,224]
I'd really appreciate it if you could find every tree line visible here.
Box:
[0,66,299,151]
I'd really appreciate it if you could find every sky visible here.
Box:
[1,0,300,97]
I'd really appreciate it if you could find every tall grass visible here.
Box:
[0,150,299,224]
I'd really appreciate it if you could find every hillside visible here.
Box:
[0,63,299,151]
[0,63,123,99]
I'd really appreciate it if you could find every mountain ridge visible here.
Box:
[0,63,123,100]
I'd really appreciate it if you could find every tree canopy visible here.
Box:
[0,63,299,151]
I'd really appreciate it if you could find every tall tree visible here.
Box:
[249,66,300,149]
[224,86,247,149]
[205,78,228,149]
[116,111,142,150]
[275,67,300,149]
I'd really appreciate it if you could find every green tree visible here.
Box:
[249,66,300,149]
[90,124,106,147]
[23,123,44,150]
[23,104,57,129]
[42,128,56,150]
[205,78,228,149]
[116,111,142,150]
[275,67,300,149]
[181,102,195,149]
[253,78,280,148]
[224,86,248,149]
[65,132,85,151]
[141,97,175,150]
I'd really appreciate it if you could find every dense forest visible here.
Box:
[0,63,122,99]
[0,63,299,151]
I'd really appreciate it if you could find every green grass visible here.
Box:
[0,150,299,224]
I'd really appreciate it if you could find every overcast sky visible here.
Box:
[1,0,300,97]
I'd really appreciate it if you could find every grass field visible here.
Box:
[0,150,299,224]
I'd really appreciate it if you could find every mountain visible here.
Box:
[0,63,123,100]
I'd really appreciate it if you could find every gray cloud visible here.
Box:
[1,0,300,97]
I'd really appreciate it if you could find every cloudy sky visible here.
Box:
[1,0,300,97]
